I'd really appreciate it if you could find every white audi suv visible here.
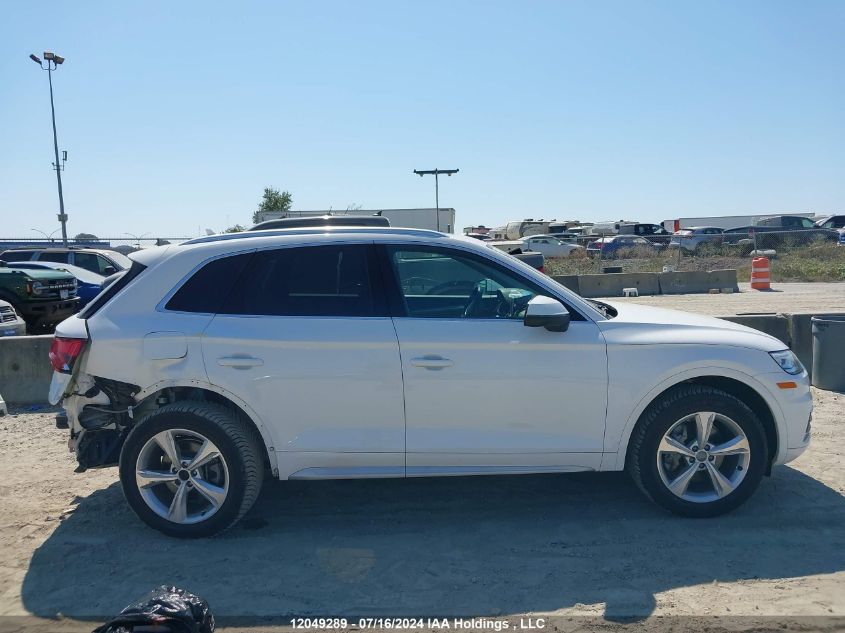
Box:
[49,228,812,537]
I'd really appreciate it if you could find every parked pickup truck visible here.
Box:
[486,243,545,272]
[0,262,80,331]
[723,216,839,249]
[511,251,545,272]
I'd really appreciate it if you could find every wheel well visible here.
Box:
[629,376,779,472]
[137,386,272,470]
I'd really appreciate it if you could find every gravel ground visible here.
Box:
[600,282,845,316]
[0,388,843,631]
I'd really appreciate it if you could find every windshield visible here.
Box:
[106,250,134,269]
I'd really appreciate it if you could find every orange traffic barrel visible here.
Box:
[751,257,770,290]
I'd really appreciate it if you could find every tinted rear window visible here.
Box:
[221,245,376,317]
[1,251,34,261]
[165,253,253,313]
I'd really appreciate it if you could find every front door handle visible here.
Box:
[217,355,264,369]
[410,355,454,370]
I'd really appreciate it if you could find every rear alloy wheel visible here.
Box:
[628,385,767,517]
[119,402,263,537]
[135,429,230,525]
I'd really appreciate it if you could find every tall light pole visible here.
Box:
[30,228,60,242]
[124,232,151,249]
[30,51,69,246]
[413,168,459,232]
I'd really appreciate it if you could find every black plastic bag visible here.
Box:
[92,585,214,633]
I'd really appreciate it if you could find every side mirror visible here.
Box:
[103,266,116,275]
[524,295,570,332]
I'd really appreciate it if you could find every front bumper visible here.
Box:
[17,297,81,327]
[756,370,813,466]
[0,319,26,337]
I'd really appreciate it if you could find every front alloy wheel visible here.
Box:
[627,385,767,517]
[656,412,751,503]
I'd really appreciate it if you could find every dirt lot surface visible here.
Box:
[601,282,845,316]
[1,284,843,632]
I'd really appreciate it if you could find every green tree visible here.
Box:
[223,224,246,233]
[74,232,98,241]
[253,187,292,224]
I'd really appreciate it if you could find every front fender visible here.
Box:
[604,364,788,471]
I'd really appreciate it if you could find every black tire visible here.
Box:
[119,401,264,538]
[626,384,768,518]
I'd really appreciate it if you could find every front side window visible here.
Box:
[386,246,566,320]
[73,252,110,274]
[222,245,376,317]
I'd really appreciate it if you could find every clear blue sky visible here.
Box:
[1,0,842,238]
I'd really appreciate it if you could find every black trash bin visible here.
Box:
[811,316,845,391]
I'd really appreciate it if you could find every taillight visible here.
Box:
[538,265,545,274]
[49,337,86,374]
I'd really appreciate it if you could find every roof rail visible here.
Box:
[181,226,448,246]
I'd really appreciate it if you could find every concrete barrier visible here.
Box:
[553,269,740,298]
[709,269,740,293]
[577,272,660,298]
[717,311,845,381]
[719,314,790,347]
[551,275,580,295]
[658,271,713,295]
[0,335,53,405]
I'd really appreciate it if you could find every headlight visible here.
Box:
[770,350,804,375]
[31,281,45,295]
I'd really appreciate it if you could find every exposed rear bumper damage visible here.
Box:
[60,370,140,471]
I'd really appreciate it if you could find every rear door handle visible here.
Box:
[217,356,264,368]
[410,355,454,370]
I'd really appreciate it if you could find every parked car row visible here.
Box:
[586,235,666,258]
[666,217,841,253]
[484,235,584,259]
[0,247,129,333]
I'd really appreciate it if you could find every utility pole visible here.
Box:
[413,168,459,232]
[30,51,69,246]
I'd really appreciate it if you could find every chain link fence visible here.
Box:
[2,229,843,283]
[0,236,193,256]
[540,228,845,283]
